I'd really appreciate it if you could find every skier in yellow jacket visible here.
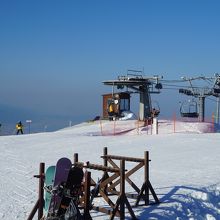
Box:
[108,102,115,120]
[16,121,23,135]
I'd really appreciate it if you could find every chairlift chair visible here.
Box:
[180,100,199,118]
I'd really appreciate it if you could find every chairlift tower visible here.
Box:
[179,75,220,122]
[212,73,220,124]
[103,70,162,121]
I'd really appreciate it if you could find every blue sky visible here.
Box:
[0,0,220,129]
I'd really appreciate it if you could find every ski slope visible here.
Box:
[0,120,219,219]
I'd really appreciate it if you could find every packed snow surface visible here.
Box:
[0,120,219,219]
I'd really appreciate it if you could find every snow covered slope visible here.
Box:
[0,120,219,219]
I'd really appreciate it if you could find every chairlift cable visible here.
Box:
[161,83,206,89]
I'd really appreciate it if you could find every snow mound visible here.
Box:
[119,111,137,120]
[59,120,214,136]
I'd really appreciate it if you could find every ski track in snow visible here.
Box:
[0,120,220,219]
[0,137,37,219]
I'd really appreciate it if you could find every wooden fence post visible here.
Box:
[38,162,45,220]
[103,147,108,167]
[28,162,45,220]
[144,151,149,205]
[27,200,39,220]
[83,171,92,219]
[120,159,125,220]
[74,153,78,163]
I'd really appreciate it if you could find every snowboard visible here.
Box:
[56,166,84,218]
[47,157,72,217]
[44,165,56,213]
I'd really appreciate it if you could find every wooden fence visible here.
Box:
[27,147,159,220]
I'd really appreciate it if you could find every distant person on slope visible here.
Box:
[16,121,23,135]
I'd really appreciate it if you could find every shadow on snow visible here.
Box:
[137,184,220,220]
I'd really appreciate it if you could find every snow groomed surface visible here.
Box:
[0,120,219,219]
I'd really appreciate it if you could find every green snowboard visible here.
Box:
[44,165,55,213]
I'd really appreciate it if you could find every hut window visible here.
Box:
[120,99,129,111]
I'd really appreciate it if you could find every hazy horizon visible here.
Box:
[1,0,220,133]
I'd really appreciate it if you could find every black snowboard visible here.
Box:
[56,166,84,218]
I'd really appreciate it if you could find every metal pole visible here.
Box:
[26,120,32,134]
[112,83,114,97]
[199,96,205,122]
[139,86,151,121]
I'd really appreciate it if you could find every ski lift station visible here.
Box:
[102,70,162,121]
[102,72,220,123]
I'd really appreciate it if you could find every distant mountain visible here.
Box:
[0,104,36,123]
[0,104,86,135]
